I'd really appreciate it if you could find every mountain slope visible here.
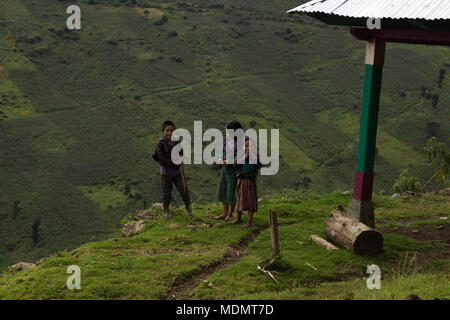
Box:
[0,191,448,300]
[0,0,449,270]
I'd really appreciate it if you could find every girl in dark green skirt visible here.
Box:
[214,120,243,221]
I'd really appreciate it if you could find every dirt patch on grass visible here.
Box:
[415,248,450,270]
[381,224,449,270]
[381,224,449,244]
[187,221,213,231]
[164,227,266,300]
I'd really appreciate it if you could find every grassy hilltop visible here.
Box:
[0,191,448,300]
[0,0,449,270]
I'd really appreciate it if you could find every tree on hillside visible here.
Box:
[425,122,440,138]
[423,137,450,188]
[393,169,422,194]
[32,217,41,246]
[393,137,449,193]
[12,200,21,219]
[438,69,446,88]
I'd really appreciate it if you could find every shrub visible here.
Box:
[420,86,426,97]
[431,94,439,107]
[423,137,450,188]
[168,30,178,37]
[392,169,422,194]
[12,200,21,219]
[438,69,445,88]
[425,122,440,138]
[32,217,41,246]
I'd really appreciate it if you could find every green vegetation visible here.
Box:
[0,0,449,271]
[423,137,450,187]
[393,169,423,194]
[393,138,450,193]
[0,191,448,300]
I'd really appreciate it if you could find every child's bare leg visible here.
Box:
[230,211,242,224]
[225,204,235,220]
[241,211,254,228]
[214,203,228,219]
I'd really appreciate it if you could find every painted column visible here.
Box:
[349,37,385,228]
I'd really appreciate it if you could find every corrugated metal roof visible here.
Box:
[287,0,450,20]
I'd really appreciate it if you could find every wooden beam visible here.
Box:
[350,28,450,46]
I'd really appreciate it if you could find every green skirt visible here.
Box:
[217,166,237,205]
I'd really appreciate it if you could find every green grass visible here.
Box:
[77,183,137,212]
[239,272,449,300]
[0,0,449,276]
[0,192,448,300]
[190,216,434,299]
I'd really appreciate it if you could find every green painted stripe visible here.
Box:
[356,64,383,173]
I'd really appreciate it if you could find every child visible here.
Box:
[214,120,243,221]
[231,137,261,228]
[153,120,193,218]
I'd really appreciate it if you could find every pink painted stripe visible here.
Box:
[353,171,374,201]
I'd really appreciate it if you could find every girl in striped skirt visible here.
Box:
[231,137,261,228]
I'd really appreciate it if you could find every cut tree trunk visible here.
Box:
[325,209,383,255]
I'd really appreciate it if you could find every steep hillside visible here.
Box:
[0,191,448,299]
[0,0,449,270]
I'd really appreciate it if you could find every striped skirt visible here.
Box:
[236,177,258,212]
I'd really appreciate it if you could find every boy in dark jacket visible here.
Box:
[153,120,192,218]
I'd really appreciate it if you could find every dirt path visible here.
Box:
[165,226,266,300]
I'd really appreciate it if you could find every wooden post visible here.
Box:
[268,209,280,258]
[349,37,386,228]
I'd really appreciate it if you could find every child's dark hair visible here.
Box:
[161,120,176,132]
[226,120,243,130]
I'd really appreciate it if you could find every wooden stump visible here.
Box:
[268,209,280,258]
[325,209,383,255]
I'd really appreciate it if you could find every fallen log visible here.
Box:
[325,210,383,255]
[310,235,338,250]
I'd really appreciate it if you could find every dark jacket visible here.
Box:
[152,138,183,168]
